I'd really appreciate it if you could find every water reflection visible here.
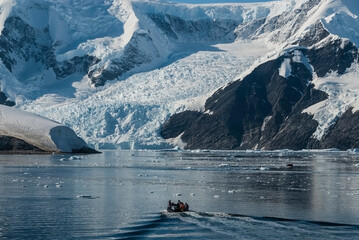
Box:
[0,150,358,239]
[310,154,359,224]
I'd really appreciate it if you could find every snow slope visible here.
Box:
[0,0,358,149]
[0,105,91,152]
[5,0,284,149]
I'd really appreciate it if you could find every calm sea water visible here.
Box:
[0,150,358,239]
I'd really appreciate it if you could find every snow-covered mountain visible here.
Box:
[1,0,359,150]
[163,0,359,150]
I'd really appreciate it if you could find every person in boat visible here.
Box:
[167,200,189,212]
[167,200,178,212]
[185,203,189,211]
[167,200,172,210]
[178,200,186,212]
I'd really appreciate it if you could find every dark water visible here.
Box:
[0,150,358,239]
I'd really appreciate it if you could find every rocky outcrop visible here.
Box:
[0,92,15,107]
[161,35,359,150]
[0,135,44,153]
[307,38,358,77]
[88,30,159,86]
[310,108,359,150]
[161,49,326,150]
[0,16,97,83]
[0,135,99,154]
[235,0,322,42]
[148,13,239,43]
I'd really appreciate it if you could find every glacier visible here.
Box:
[0,0,359,150]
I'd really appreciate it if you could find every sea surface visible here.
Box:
[0,150,358,239]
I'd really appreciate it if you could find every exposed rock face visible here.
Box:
[298,21,330,47]
[0,16,97,83]
[88,31,159,87]
[0,135,99,154]
[235,0,322,42]
[148,13,239,43]
[307,38,358,77]
[0,92,15,107]
[315,108,359,150]
[161,111,202,139]
[0,135,44,152]
[161,34,359,150]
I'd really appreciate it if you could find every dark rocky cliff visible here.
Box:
[0,16,97,85]
[0,92,15,107]
[0,136,45,153]
[161,26,359,150]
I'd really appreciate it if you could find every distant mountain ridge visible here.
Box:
[0,0,359,150]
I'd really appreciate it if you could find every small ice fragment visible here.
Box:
[214,195,220,198]
[228,190,235,194]
[69,156,83,161]
[260,167,269,171]
[218,163,229,167]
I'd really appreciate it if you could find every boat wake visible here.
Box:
[98,211,359,239]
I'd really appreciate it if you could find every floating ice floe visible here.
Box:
[69,155,84,160]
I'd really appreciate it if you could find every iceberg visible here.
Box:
[0,105,98,153]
